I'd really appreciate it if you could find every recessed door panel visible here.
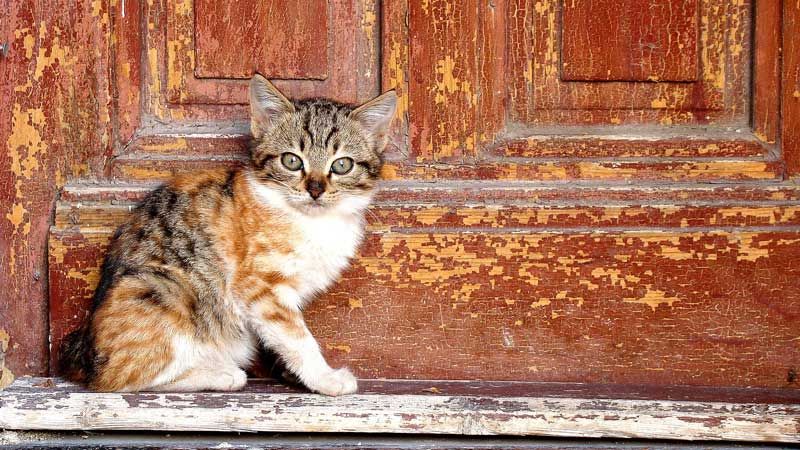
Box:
[194,0,330,80]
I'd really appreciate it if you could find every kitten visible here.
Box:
[59,74,396,394]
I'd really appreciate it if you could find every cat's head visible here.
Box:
[248,74,396,215]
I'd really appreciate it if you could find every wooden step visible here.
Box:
[48,182,800,389]
[1,377,798,443]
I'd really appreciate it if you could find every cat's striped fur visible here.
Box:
[59,75,397,394]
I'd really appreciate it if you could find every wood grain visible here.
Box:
[1,377,798,442]
[408,0,480,161]
[496,134,769,158]
[381,0,409,157]
[112,0,142,148]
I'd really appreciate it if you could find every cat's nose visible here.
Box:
[306,178,326,200]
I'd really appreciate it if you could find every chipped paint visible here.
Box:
[325,343,352,354]
[624,290,680,311]
[7,106,46,180]
[360,0,377,71]
[509,0,745,125]
[434,56,475,105]
[348,298,363,309]
[33,24,77,80]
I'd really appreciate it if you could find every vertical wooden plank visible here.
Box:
[477,0,507,147]
[784,1,800,175]
[381,0,409,157]
[408,0,479,162]
[0,1,113,376]
[113,0,142,149]
[753,0,781,144]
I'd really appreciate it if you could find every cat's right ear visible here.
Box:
[249,74,295,139]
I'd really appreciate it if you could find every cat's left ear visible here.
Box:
[250,74,295,139]
[350,91,398,150]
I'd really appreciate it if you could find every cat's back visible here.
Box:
[119,168,237,247]
[98,168,240,303]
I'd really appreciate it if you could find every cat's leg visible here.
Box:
[149,365,248,392]
[248,288,357,396]
[91,272,238,393]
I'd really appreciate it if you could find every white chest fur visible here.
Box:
[249,177,370,304]
[284,209,364,297]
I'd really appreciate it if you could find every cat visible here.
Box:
[58,74,397,395]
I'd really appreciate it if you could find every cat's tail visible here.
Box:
[58,325,95,383]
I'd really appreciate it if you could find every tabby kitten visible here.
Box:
[59,75,397,395]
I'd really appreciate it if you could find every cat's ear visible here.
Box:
[249,74,295,139]
[350,90,397,148]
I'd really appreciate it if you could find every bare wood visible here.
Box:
[0,378,798,442]
[0,330,13,389]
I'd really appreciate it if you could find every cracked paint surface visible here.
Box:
[508,0,749,125]
[49,192,800,387]
[1,1,113,376]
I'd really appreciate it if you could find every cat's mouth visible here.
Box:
[292,196,333,214]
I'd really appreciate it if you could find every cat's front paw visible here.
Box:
[309,367,358,396]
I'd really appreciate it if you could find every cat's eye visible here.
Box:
[330,157,354,175]
[281,153,303,171]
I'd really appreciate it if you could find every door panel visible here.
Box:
[194,0,329,80]
[561,0,699,82]
[32,0,800,391]
[508,0,748,126]
[160,0,378,109]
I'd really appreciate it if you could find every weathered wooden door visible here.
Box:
[3,1,800,391]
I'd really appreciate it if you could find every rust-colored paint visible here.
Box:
[561,0,699,82]
[59,182,800,207]
[477,0,506,148]
[497,135,769,158]
[4,0,799,389]
[784,1,800,175]
[194,0,329,80]
[113,0,142,148]
[508,0,749,125]
[381,0,409,157]
[408,0,480,161]
[1,1,114,376]
[380,160,782,183]
[108,145,783,183]
[50,189,800,388]
[753,0,781,144]
[161,0,379,109]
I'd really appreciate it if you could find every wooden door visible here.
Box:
[3,0,800,391]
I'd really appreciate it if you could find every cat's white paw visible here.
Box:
[219,368,248,391]
[309,367,358,396]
